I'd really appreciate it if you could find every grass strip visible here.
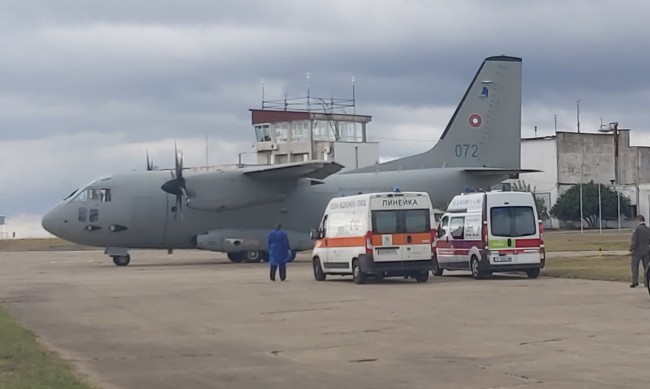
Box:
[542,254,642,283]
[0,306,94,389]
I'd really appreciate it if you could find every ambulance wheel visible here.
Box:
[227,252,245,263]
[414,271,429,283]
[113,255,130,267]
[431,258,443,277]
[352,259,366,284]
[526,268,540,279]
[470,256,487,279]
[313,258,326,281]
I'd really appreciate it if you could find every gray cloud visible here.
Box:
[1,0,650,233]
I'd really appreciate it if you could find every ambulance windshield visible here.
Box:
[490,206,536,237]
[372,209,430,234]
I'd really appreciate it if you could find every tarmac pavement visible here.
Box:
[1,249,650,389]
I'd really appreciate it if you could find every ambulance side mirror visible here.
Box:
[310,228,324,240]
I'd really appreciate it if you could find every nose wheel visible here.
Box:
[112,255,131,266]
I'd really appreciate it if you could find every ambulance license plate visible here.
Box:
[493,256,512,263]
[377,248,398,256]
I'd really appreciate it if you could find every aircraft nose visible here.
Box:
[41,206,64,236]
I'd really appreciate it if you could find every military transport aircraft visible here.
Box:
[42,55,530,266]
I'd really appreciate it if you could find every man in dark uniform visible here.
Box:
[629,215,650,288]
[268,223,291,281]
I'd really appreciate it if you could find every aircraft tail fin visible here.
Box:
[351,55,522,172]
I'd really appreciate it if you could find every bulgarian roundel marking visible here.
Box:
[468,113,482,128]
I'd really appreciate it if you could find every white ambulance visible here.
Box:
[311,191,435,284]
[434,191,545,279]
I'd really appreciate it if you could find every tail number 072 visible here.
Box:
[455,144,479,158]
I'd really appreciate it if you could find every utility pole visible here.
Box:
[554,114,558,132]
[576,100,581,133]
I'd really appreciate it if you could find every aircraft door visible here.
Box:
[128,195,166,247]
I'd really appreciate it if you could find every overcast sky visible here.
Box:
[2,0,650,237]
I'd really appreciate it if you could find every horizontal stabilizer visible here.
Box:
[244,160,344,180]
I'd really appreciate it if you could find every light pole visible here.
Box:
[599,122,620,230]
[579,134,584,234]
[598,182,602,234]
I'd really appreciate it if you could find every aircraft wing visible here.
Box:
[463,168,542,175]
[463,168,542,179]
[243,160,345,180]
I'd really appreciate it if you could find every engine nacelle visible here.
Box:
[184,171,287,212]
[195,228,313,252]
[186,193,285,212]
[195,229,268,252]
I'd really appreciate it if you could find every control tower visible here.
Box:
[249,91,378,171]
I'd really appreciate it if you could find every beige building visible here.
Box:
[515,128,650,228]
[249,96,378,172]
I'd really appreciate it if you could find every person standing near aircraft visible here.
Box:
[629,215,650,288]
[268,224,291,281]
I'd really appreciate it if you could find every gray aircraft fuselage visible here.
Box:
[41,167,503,252]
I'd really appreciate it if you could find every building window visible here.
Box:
[339,122,363,142]
[255,124,271,142]
[291,121,309,141]
[313,120,335,141]
[273,122,289,142]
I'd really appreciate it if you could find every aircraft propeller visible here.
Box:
[161,145,187,219]
[146,151,154,171]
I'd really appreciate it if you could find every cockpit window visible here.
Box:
[72,188,112,202]
[63,189,79,201]
[101,189,111,202]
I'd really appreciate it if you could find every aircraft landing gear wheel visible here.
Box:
[288,250,297,262]
[470,256,487,279]
[227,252,245,263]
[313,258,326,281]
[244,250,263,263]
[432,257,443,277]
[415,271,429,283]
[113,255,130,266]
[352,259,366,284]
[526,268,540,279]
